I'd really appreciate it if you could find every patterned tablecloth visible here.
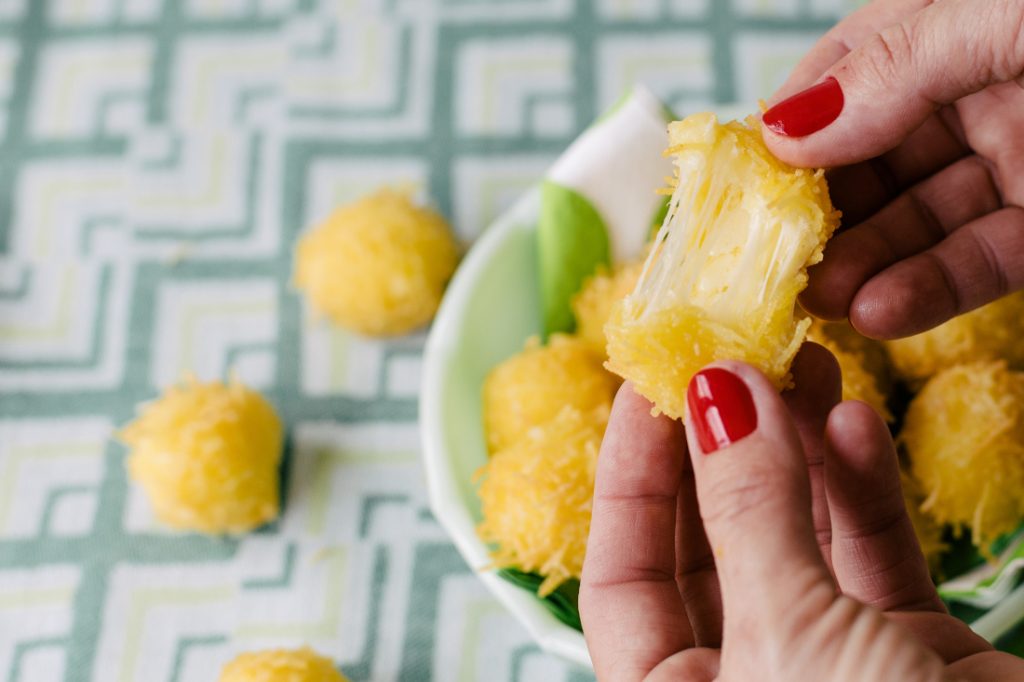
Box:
[0,1,861,680]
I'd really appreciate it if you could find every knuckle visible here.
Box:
[698,463,781,529]
[920,250,962,315]
[823,600,943,680]
[855,22,915,87]
[763,576,841,677]
[966,222,1011,301]
[778,579,844,645]
[991,0,1024,82]
[815,526,833,550]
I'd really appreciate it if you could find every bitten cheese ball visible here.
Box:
[884,291,1024,385]
[477,404,609,596]
[606,113,839,419]
[120,377,283,534]
[901,361,1024,550]
[219,646,348,682]
[482,334,619,453]
[293,188,459,337]
[807,319,892,421]
[570,261,643,358]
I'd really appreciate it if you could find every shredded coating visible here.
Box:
[482,334,618,454]
[571,261,643,358]
[900,471,948,574]
[219,646,348,682]
[293,188,459,337]
[902,361,1024,551]
[477,404,609,596]
[807,319,892,421]
[885,291,1024,385]
[605,113,839,419]
[120,377,283,534]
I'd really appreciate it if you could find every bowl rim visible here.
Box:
[420,103,763,668]
[420,99,1024,664]
[420,187,593,667]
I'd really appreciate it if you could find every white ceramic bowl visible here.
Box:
[420,104,759,667]
[418,186,597,664]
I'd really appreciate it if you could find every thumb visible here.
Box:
[683,363,834,630]
[762,0,1024,167]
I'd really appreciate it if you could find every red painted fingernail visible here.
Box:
[762,77,844,137]
[687,368,758,454]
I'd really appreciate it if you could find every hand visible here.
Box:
[759,0,1024,339]
[579,345,1024,681]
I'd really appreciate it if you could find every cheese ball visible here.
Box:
[120,377,283,534]
[482,334,618,453]
[807,319,892,421]
[900,471,947,574]
[570,261,643,358]
[901,361,1024,550]
[605,113,839,419]
[884,291,1024,385]
[813,318,892,394]
[293,188,459,337]
[219,646,348,682]
[477,404,609,596]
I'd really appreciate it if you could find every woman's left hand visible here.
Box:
[579,344,1024,681]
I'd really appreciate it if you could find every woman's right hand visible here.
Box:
[759,0,1024,339]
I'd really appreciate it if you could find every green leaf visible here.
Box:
[938,523,1024,608]
[497,568,583,632]
[996,616,1024,656]
[660,102,678,123]
[538,180,611,337]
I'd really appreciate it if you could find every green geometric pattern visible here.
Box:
[0,0,861,679]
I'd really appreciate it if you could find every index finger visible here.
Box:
[580,384,693,680]
[769,0,935,104]
[682,363,835,633]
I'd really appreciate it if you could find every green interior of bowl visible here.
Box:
[441,218,541,520]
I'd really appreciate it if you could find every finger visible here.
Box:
[770,0,937,103]
[675,448,721,647]
[782,342,843,571]
[947,651,1024,678]
[683,363,834,630]
[888,612,991,664]
[851,206,1024,338]
[802,155,1003,323]
[824,401,944,612]
[763,0,1024,167]
[581,384,692,680]
[648,648,720,682]
[825,111,969,227]
[954,82,1024,207]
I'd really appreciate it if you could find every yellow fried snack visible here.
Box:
[606,113,840,418]
[482,334,618,454]
[477,404,608,596]
[813,318,892,394]
[807,319,892,421]
[884,291,1024,385]
[219,646,348,682]
[902,361,1024,551]
[293,188,459,337]
[120,377,283,534]
[571,261,643,358]
[901,470,947,574]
